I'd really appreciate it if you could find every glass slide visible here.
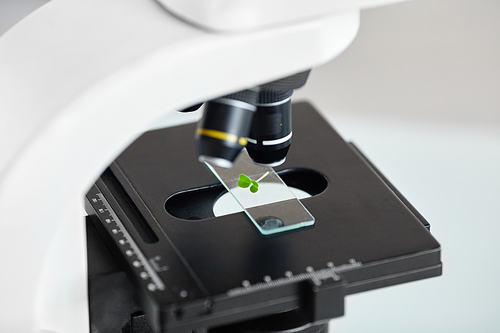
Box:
[205,149,314,235]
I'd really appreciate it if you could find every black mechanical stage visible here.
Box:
[85,102,441,333]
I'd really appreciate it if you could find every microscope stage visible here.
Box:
[85,102,441,332]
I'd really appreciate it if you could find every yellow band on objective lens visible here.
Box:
[197,128,248,146]
[196,128,237,142]
[238,137,248,146]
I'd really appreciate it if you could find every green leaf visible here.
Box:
[238,179,251,188]
[238,174,260,193]
[238,174,252,188]
[239,174,251,182]
[250,181,259,193]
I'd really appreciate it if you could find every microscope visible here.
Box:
[0,0,441,332]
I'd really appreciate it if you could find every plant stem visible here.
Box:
[256,171,270,183]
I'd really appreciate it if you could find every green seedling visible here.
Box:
[237,171,269,193]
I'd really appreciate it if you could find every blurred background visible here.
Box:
[2,0,499,332]
[295,1,500,332]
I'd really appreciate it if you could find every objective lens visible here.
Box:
[246,93,292,167]
[196,91,257,168]
[194,71,309,169]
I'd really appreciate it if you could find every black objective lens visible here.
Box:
[196,90,257,168]
[246,92,292,167]
[195,71,309,169]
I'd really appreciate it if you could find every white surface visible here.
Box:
[0,0,359,332]
[293,0,500,331]
[158,0,408,31]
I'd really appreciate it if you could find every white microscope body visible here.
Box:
[0,0,406,331]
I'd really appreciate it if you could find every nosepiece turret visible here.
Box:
[194,71,310,168]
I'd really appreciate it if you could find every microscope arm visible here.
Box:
[0,1,359,332]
